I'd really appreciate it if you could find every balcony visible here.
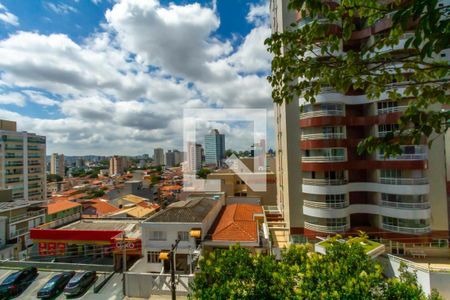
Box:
[379,200,430,209]
[377,146,427,161]
[9,209,46,224]
[302,155,346,163]
[379,177,428,185]
[381,223,431,235]
[377,105,407,115]
[9,227,29,239]
[300,109,345,119]
[301,133,345,140]
[302,178,347,185]
[304,222,350,233]
[303,199,349,209]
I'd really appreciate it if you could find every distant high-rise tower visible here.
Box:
[165,150,175,167]
[153,148,164,166]
[50,153,65,178]
[0,119,47,201]
[109,156,128,176]
[204,129,225,167]
[185,142,202,173]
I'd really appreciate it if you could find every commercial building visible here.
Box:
[165,150,175,167]
[109,156,128,176]
[50,153,65,178]
[184,142,202,173]
[153,148,164,166]
[173,150,183,166]
[204,129,225,167]
[271,0,449,255]
[0,119,47,201]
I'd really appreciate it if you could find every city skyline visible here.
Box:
[0,0,274,156]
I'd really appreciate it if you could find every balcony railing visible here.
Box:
[9,227,29,239]
[303,200,349,209]
[300,110,345,119]
[304,222,350,233]
[379,200,430,209]
[381,223,431,234]
[377,153,427,160]
[301,133,345,140]
[302,178,347,185]
[379,177,428,185]
[9,209,46,224]
[302,155,346,162]
[377,106,408,115]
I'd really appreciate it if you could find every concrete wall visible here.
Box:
[125,272,193,298]
[378,254,450,298]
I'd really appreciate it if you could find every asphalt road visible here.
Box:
[0,268,124,300]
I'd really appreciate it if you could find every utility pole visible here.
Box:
[122,231,126,296]
[170,239,180,300]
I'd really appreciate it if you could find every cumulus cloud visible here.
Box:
[0,3,19,26]
[0,0,274,155]
[246,1,269,26]
[0,92,26,106]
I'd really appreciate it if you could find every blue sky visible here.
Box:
[0,0,273,155]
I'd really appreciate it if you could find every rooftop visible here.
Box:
[209,203,262,242]
[46,201,81,215]
[0,200,43,212]
[61,219,140,232]
[145,197,217,223]
[82,199,120,216]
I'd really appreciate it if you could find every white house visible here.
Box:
[139,193,224,273]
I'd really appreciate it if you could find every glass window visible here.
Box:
[147,251,160,263]
[178,231,189,241]
[149,231,166,241]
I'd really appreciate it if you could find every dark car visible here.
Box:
[37,271,75,299]
[63,271,96,296]
[0,266,38,299]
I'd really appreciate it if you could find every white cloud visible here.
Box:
[0,3,19,26]
[44,2,77,14]
[0,0,275,155]
[246,1,269,26]
[0,92,26,106]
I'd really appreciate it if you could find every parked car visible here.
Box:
[0,266,38,299]
[63,271,96,296]
[37,271,75,298]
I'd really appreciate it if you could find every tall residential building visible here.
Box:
[0,119,47,201]
[50,153,65,178]
[165,150,175,168]
[185,142,202,173]
[204,129,225,167]
[153,148,164,166]
[109,156,128,176]
[271,1,449,252]
[173,150,183,166]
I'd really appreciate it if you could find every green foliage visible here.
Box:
[47,174,63,182]
[266,0,449,156]
[190,237,438,299]
[197,168,211,179]
[150,175,161,184]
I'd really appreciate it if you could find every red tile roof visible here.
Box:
[46,201,81,215]
[211,203,263,242]
[83,199,120,216]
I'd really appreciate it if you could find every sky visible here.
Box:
[0,0,273,156]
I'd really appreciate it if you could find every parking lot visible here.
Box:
[0,268,124,300]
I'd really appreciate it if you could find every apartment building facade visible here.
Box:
[50,153,65,178]
[0,119,47,201]
[153,148,164,166]
[109,155,128,176]
[271,0,449,253]
[185,142,202,173]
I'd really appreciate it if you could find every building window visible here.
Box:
[149,231,166,241]
[178,231,189,241]
[147,251,160,263]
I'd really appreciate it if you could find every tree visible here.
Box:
[197,168,211,179]
[47,174,63,182]
[190,237,440,299]
[265,0,449,156]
